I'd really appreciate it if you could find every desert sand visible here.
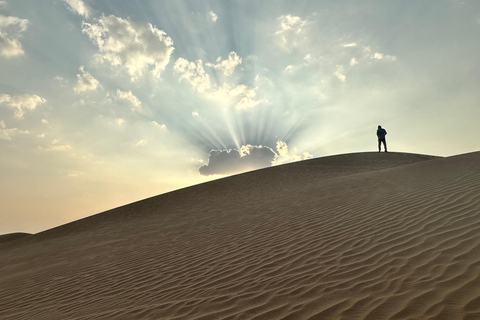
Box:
[1,151,480,319]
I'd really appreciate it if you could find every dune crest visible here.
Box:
[1,151,480,320]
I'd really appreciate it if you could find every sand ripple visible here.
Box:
[1,152,480,319]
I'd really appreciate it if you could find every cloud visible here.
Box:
[0,93,46,118]
[334,65,346,82]
[373,51,397,61]
[74,66,100,93]
[199,141,313,175]
[0,1,7,9]
[199,145,276,176]
[0,14,29,57]
[63,0,92,18]
[67,171,85,178]
[115,118,124,126]
[284,64,299,74]
[343,43,357,47]
[272,140,313,165]
[284,53,315,74]
[192,111,199,117]
[0,120,29,140]
[151,121,166,129]
[276,140,288,156]
[116,89,141,109]
[350,57,358,66]
[206,51,242,76]
[173,58,211,93]
[208,11,218,23]
[277,14,308,34]
[54,75,69,87]
[82,14,174,81]
[174,57,261,109]
[231,85,261,110]
[275,14,309,50]
[48,142,73,151]
[136,139,147,146]
[362,46,397,62]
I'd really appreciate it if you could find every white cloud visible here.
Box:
[284,53,315,74]
[199,145,276,176]
[276,14,308,34]
[272,141,313,165]
[115,118,124,126]
[231,85,261,110]
[275,14,309,50]
[343,43,357,47]
[67,171,85,178]
[284,64,299,74]
[136,139,147,146]
[0,93,46,118]
[116,89,141,109]
[41,119,49,124]
[174,57,262,109]
[0,14,29,57]
[334,65,346,82]
[54,76,68,87]
[370,50,396,62]
[192,111,199,117]
[82,15,174,81]
[0,120,29,140]
[276,140,289,156]
[304,53,313,63]
[350,57,358,66]
[0,1,7,9]
[152,121,166,129]
[199,141,313,175]
[173,58,211,93]
[48,144,73,151]
[63,0,92,18]
[208,11,218,23]
[206,51,242,76]
[74,66,100,93]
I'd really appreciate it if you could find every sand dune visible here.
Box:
[1,151,480,319]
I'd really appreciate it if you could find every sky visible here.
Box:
[1,0,480,234]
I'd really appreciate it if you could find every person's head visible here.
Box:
[378,125,382,129]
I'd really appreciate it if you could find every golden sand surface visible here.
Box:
[1,151,480,320]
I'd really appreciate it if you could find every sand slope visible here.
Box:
[1,151,480,319]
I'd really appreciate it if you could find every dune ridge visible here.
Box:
[1,151,480,319]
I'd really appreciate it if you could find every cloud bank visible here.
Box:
[199,141,313,176]
[199,145,276,176]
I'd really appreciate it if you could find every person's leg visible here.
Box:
[383,139,387,152]
[378,139,381,152]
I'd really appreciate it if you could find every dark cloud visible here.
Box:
[199,145,276,176]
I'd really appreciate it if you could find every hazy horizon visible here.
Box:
[1,0,479,234]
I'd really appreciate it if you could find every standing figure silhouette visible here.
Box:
[377,125,387,152]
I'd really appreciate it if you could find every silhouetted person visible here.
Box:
[377,125,387,152]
